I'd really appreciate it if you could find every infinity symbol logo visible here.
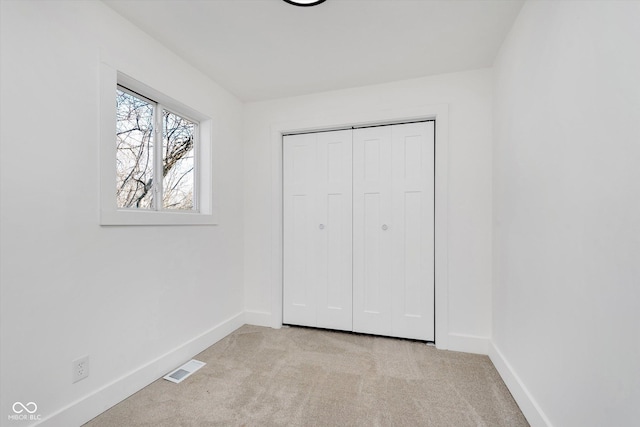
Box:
[12,401,38,414]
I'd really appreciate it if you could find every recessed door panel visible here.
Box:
[290,194,309,306]
[363,192,382,313]
[402,191,423,317]
[325,194,344,308]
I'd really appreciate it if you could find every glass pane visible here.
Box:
[162,109,195,210]
[116,89,154,209]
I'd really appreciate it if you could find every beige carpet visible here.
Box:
[85,325,528,426]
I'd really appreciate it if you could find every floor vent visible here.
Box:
[163,359,206,384]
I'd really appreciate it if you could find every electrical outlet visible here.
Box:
[72,355,89,383]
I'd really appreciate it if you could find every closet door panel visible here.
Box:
[353,126,393,336]
[283,133,318,327]
[390,122,435,341]
[316,130,353,331]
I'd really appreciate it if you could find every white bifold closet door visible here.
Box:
[283,121,434,341]
[353,121,434,341]
[283,129,353,331]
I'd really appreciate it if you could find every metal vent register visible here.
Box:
[163,359,206,384]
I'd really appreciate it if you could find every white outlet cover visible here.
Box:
[163,359,205,384]
[72,355,90,383]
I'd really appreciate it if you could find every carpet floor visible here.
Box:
[84,325,529,426]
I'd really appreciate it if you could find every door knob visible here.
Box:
[381,224,388,231]
[319,224,325,230]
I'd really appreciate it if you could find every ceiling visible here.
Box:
[103,0,524,102]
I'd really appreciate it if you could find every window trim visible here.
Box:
[100,62,217,225]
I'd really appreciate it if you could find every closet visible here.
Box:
[283,121,434,341]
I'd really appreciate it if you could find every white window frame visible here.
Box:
[100,63,217,225]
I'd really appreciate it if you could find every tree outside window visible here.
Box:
[116,87,196,211]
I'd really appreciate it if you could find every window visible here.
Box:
[116,86,196,211]
[100,64,216,225]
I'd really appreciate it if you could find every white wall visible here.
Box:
[0,1,244,425]
[491,1,640,426]
[243,69,494,353]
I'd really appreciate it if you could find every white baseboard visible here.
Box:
[489,341,553,427]
[447,333,490,354]
[244,310,274,328]
[38,312,245,427]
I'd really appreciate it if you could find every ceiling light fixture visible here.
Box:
[283,0,326,7]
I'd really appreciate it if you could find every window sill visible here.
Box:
[100,209,218,226]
